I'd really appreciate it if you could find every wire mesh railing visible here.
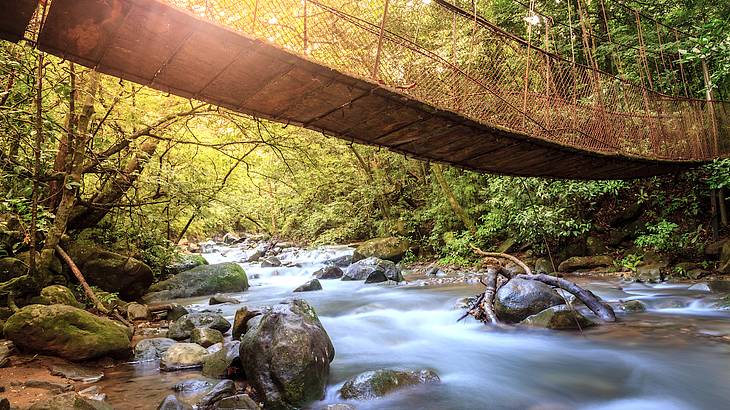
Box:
[164,0,729,161]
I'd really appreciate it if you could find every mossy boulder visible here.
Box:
[495,278,564,322]
[165,254,208,275]
[144,262,248,302]
[619,300,647,313]
[191,327,224,348]
[352,237,410,263]
[240,299,335,409]
[534,258,555,274]
[339,369,440,400]
[65,240,154,300]
[37,285,83,308]
[521,305,595,330]
[3,304,131,361]
[557,255,614,273]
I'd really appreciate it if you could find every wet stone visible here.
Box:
[50,363,104,383]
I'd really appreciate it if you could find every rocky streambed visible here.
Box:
[4,241,730,409]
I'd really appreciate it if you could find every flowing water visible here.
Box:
[98,246,730,409]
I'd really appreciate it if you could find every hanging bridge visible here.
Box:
[2,0,729,179]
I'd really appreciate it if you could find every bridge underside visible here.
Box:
[4,0,703,179]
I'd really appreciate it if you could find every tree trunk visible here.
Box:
[68,137,160,230]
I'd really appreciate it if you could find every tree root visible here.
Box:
[464,246,616,324]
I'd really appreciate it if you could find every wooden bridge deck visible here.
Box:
[2,0,705,179]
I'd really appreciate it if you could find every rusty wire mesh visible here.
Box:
[165,0,729,161]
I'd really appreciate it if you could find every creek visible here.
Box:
[97,246,730,409]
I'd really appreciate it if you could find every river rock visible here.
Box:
[364,271,388,283]
[78,386,106,402]
[29,392,113,410]
[261,257,281,267]
[127,302,151,321]
[618,300,647,312]
[213,394,259,409]
[191,328,224,348]
[198,380,236,409]
[161,343,209,371]
[352,237,410,262]
[165,254,208,275]
[313,266,343,279]
[521,305,595,330]
[343,257,403,282]
[209,295,240,305]
[202,341,241,378]
[157,394,193,410]
[134,337,177,361]
[323,254,352,267]
[557,256,614,273]
[145,263,249,302]
[168,313,231,340]
[634,261,668,282]
[246,250,263,263]
[37,285,83,308]
[50,363,104,383]
[65,240,153,300]
[339,369,440,400]
[240,299,335,409]
[232,307,261,340]
[3,304,131,361]
[321,405,356,410]
[167,304,189,321]
[494,278,564,322]
[534,258,555,274]
[294,279,322,292]
[688,283,711,292]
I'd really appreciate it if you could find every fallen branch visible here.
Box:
[469,246,616,323]
[55,245,109,314]
[470,244,532,274]
[479,270,500,325]
[514,273,616,322]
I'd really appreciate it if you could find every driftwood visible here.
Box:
[55,245,109,314]
[466,247,616,324]
[514,273,616,322]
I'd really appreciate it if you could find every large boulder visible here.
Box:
[342,257,403,282]
[65,240,153,300]
[240,299,335,409]
[168,313,231,340]
[144,263,248,302]
[3,304,131,361]
[557,255,614,273]
[494,278,564,322]
[352,237,410,262]
[339,369,439,400]
[521,305,595,330]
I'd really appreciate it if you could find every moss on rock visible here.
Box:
[352,237,410,262]
[145,262,248,302]
[3,304,131,361]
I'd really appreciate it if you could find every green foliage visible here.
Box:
[635,220,679,252]
[617,253,644,273]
